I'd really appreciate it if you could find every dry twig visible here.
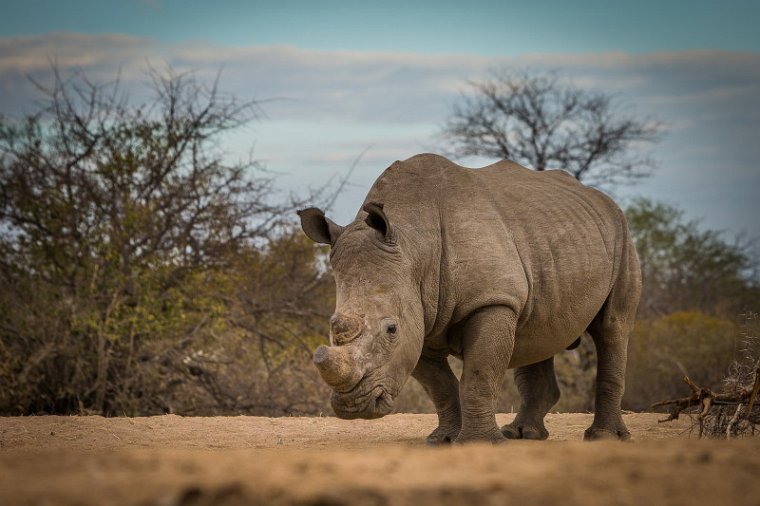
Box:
[652,358,760,439]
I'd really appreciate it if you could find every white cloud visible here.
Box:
[0,32,157,73]
[0,33,758,234]
[2,33,759,122]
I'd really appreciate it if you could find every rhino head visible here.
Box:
[298,202,425,419]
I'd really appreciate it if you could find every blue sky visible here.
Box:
[1,0,759,239]
[3,0,759,54]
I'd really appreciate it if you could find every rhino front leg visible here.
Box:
[412,354,461,445]
[501,356,560,440]
[456,305,516,444]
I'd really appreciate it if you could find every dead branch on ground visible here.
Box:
[652,358,760,438]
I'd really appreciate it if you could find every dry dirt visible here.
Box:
[1,413,758,506]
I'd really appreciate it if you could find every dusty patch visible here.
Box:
[1,413,758,505]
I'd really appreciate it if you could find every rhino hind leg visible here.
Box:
[583,331,632,440]
[501,356,559,440]
[584,255,639,442]
[584,318,632,442]
[412,354,461,445]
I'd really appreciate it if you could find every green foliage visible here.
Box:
[620,200,759,413]
[626,198,758,318]
[623,311,741,410]
[0,67,332,416]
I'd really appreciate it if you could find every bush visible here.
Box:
[623,311,742,411]
[0,67,333,416]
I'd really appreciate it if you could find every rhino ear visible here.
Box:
[297,207,344,246]
[363,202,396,243]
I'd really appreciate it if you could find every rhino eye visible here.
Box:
[381,319,398,339]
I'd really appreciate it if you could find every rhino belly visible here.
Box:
[508,325,587,368]
[507,284,609,368]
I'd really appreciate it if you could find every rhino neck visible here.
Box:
[419,229,443,339]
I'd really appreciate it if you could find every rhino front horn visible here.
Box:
[313,345,362,391]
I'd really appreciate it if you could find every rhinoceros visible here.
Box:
[298,154,641,444]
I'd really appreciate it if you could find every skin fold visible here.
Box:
[299,154,641,444]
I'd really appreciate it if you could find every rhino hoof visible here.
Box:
[425,434,453,446]
[454,429,507,445]
[501,424,549,440]
[425,426,458,446]
[583,427,631,442]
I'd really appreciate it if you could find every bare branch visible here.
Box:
[440,68,663,188]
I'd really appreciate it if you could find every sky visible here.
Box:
[1,0,759,239]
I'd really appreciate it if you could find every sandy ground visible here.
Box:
[1,413,759,506]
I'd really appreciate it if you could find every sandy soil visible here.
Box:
[1,413,758,506]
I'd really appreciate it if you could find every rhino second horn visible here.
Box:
[329,313,363,345]
[313,345,361,390]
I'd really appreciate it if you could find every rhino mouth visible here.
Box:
[330,378,395,419]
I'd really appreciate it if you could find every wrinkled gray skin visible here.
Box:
[299,154,641,444]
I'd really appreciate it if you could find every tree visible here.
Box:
[441,69,662,186]
[0,66,332,415]
[626,198,759,318]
